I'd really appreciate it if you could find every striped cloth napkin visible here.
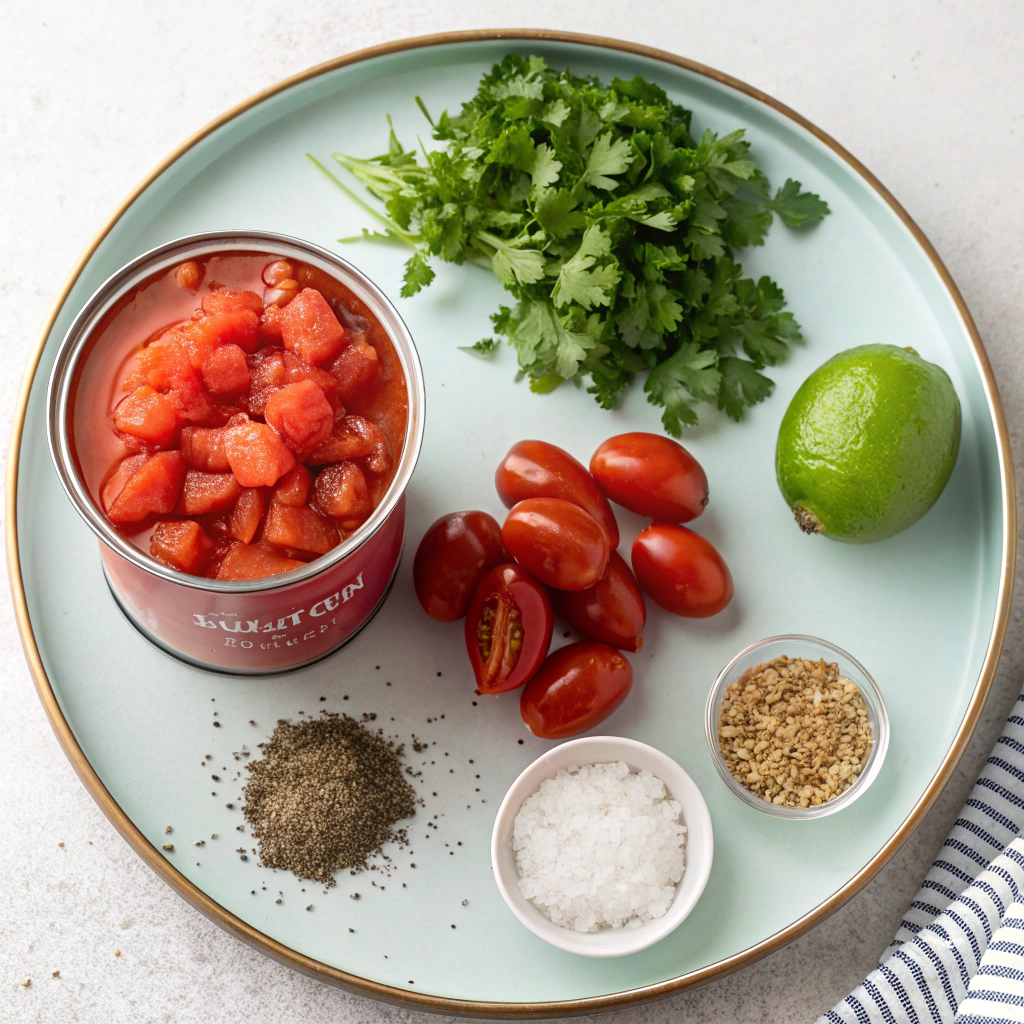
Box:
[821,692,1024,1024]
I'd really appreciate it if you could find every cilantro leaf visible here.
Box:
[491,246,546,287]
[400,250,435,297]
[529,372,564,394]
[542,99,570,126]
[477,231,546,287]
[502,299,595,379]
[529,143,562,189]
[720,198,773,248]
[459,337,500,358]
[770,179,831,227]
[717,356,774,420]
[584,133,634,189]
[739,318,789,366]
[552,225,619,310]
[686,229,727,261]
[533,187,586,239]
[644,344,721,436]
[586,363,633,409]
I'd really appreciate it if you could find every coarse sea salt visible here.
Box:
[512,761,686,933]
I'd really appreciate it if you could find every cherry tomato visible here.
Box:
[520,641,633,739]
[413,511,508,622]
[631,523,733,618]
[590,432,708,523]
[550,552,646,652]
[502,497,610,592]
[495,439,619,547]
[465,563,553,694]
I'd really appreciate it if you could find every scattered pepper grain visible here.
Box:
[242,713,416,885]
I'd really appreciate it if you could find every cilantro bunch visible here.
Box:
[312,54,829,434]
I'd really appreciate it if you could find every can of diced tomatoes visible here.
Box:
[47,231,425,674]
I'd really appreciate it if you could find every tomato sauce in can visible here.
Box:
[47,232,425,674]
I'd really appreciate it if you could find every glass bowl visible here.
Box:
[704,635,889,819]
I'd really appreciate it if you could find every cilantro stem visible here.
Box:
[469,236,503,272]
[306,153,419,246]
[471,234,498,258]
[414,95,435,127]
[332,152,426,189]
[336,231,412,247]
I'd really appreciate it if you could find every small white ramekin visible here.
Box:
[490,736,713,957]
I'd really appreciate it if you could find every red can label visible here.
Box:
[101,499,405,673]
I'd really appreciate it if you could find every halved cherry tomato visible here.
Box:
[631,523,733,618]
[414,511,509,622]
[465,563,553,694]
[495,440,619,548]
[520,641,633,739]
[550,552,646,652]
[590,432,709,523]
[502,498,610,592]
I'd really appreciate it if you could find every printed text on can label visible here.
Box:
[191,573,365,647]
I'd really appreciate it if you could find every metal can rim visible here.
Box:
[46,230,426,594]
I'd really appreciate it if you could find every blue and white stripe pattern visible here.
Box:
[821,694,1024,1023]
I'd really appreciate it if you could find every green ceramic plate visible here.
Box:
[9,31,1014,1016]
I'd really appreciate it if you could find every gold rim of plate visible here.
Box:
[5,29,1016,1017]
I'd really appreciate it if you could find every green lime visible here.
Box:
[775,344,961,543]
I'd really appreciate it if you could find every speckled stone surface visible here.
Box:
[2,2,1023,1021]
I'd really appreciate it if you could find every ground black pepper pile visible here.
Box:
[242,713,416,885]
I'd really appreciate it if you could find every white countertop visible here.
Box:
[3,2,1023,1021]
